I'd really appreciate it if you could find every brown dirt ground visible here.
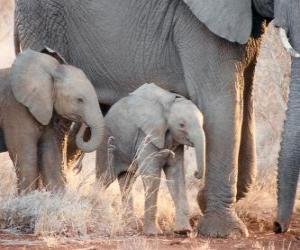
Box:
[0,218,298,250]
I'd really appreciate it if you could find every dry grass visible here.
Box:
[0,151,295,241]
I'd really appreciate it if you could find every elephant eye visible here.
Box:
[77,98,84,103]
[179,122,185,128]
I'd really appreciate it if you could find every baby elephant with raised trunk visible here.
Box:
[96,83,206,235]
[0,48,104,193]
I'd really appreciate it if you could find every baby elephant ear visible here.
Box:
[128,96,167,149]
[10,49,57,125]
[40,47,67,64]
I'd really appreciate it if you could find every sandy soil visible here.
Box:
[0,218,298,250]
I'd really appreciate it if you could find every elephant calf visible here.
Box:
[96,83,206,235]
[0,48,104,193]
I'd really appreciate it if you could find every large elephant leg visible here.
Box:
[39,127,65,191]
[196,92,248,238]
[237,60,257,200]
[163,146,191,234]
[176,28,248,237]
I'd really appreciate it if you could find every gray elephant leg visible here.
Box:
[12,144,39,193]
[163,146,191,234]
[39,127,65,191]
[140,163,162,235]
[117,171,136,218]
[237,59,257,200]
[4,121,40,193]
[175,29,248,237]
[95,134,118,188]
[7,139,39,193]
[196,90,248,238]
[138,147,171,235]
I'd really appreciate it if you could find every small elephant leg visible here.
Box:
[96,135,118,188]
[4,123,40,194]
[163,146,191,234]
[140,164,162,235]
[6,137,39,194]
[117,171,136,218]
[11,143,39,193]
[39,127,65,191]
[138,148,171,235]
[237,61,257,200]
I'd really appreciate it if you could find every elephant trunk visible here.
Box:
[192,127,206,180]
[274,58,300,233]
[75,112,104,153]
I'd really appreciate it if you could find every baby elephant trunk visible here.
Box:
[75,112,104,153]
[192,128,206,179]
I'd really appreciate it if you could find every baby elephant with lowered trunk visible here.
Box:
[0,48,104,193]
[96,83,206,235]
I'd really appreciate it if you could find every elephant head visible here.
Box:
[129,83,206,179]
[9,48,104,152]
[272,0,300,233]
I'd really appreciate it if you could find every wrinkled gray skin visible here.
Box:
[273,0,300,234]
[96,83,206,235]
[0,49,104,193]
[14,0,279,237]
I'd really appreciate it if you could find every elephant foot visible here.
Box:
[144,223,163,236]
[197,209,248,238]
[174,218,192,235]
[174,226,192,235]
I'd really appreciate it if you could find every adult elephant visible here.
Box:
[273,0,300,234]
[14,0,280,237]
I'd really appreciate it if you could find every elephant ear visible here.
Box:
[10,49,59,125]
[183,0,252,44]
[128,97,167,149]
[128,84,175,149]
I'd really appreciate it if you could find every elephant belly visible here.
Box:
[64,0,188,104]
